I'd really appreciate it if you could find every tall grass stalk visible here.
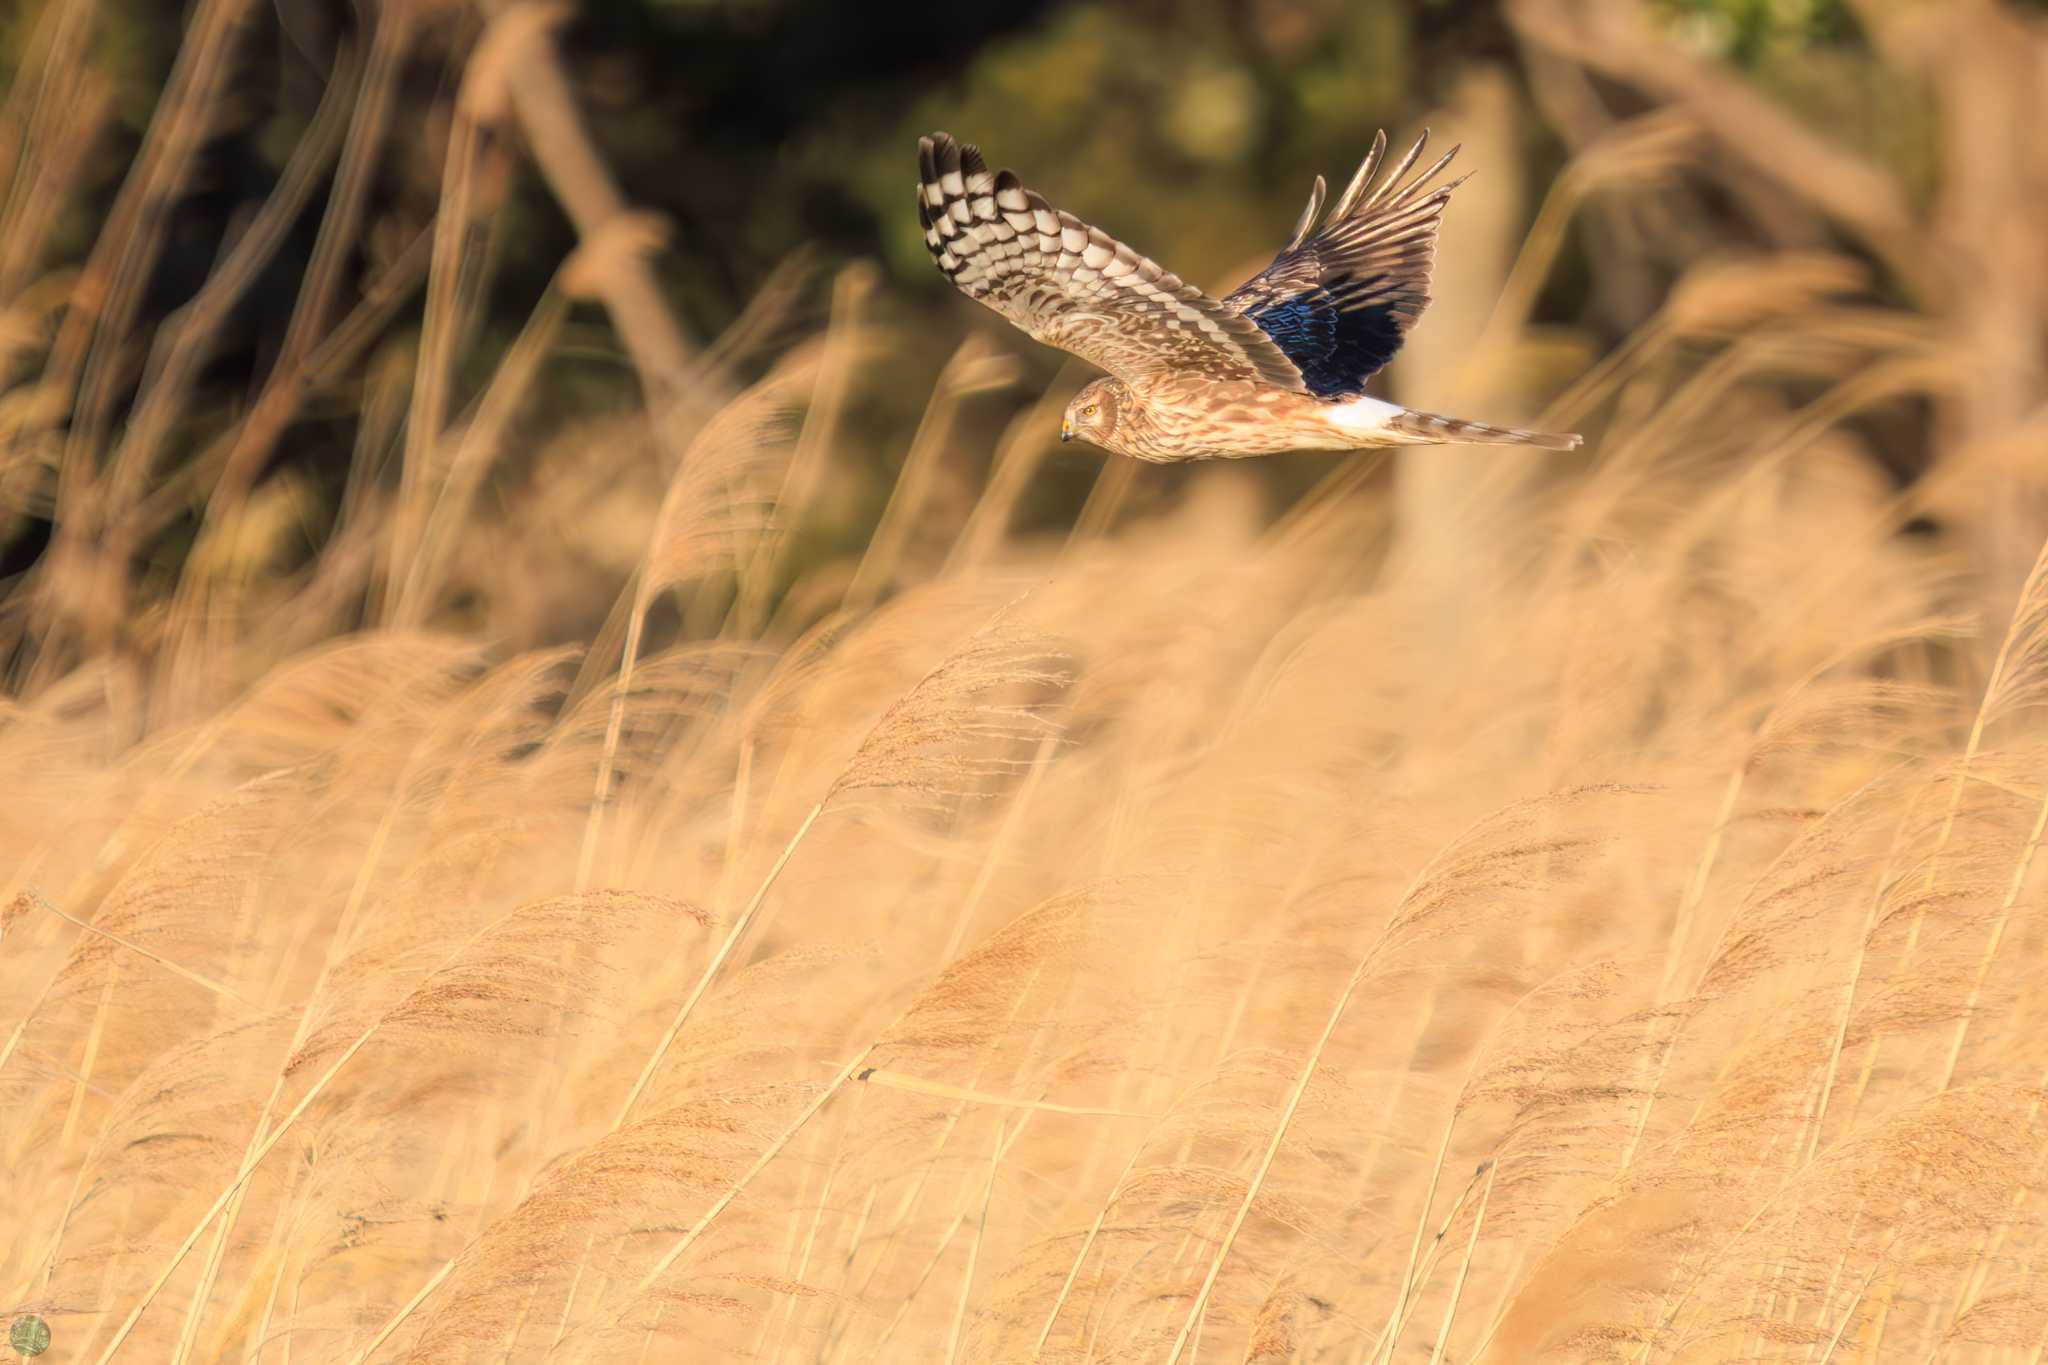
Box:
[16,6,2048,1361]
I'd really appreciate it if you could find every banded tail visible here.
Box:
[1390,407,1582,451]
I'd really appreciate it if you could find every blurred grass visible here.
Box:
[7,1,2048,1362]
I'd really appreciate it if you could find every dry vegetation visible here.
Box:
[7,1,2048,1361]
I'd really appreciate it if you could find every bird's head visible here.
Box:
[1060,379,1125,450]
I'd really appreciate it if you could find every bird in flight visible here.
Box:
[916,130,1582,461]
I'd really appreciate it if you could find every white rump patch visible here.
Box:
[1326,396,1405,434]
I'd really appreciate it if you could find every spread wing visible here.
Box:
[1223,130,1466,397]
[917,133,1305,391]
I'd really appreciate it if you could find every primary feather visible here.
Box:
[1223,130,1467,396]
[916,133,1305,391]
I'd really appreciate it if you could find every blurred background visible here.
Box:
[8,0,2045,692]
[13,3,2048,1362]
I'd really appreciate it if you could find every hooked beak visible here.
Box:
[1059,417,1074,443]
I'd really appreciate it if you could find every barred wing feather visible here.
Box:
[1224,129,1467,397]
[917,133,1305,392]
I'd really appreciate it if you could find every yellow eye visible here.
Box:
[1082,404,1098,418]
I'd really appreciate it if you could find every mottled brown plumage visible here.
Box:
[917,131,1582,461]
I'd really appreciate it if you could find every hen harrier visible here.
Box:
[917,130,1581,461]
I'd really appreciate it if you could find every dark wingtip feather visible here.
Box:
[1331,130,1389,220]
[1285,174,1328,252]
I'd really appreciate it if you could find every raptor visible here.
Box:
[917,130,1581,462]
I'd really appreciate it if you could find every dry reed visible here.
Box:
[8,1,2048,1362]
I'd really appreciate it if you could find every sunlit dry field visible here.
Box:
[8,2,2048,1362]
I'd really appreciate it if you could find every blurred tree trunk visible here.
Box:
[1390,66,1527,617]
[1919,0,2048,620]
